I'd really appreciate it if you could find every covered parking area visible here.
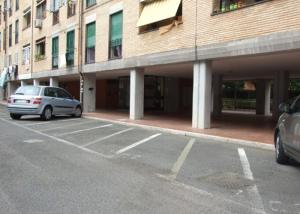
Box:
[84,49,300,144]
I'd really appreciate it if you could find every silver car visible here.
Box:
[7,86,82,120]
[275,96,300,164]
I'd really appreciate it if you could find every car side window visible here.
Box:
[44,87,58,97]
[57,89,72,99]
[292,97,300,113]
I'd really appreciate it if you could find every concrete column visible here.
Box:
[273,71,289,119]
[212,74,223,118]
[130,69,144,120]
[164,77,179,113]
[192,61,212,129]
[264,81,272,116]
[256,80,266,115]
[7,81,18,97]
[20,80,27,87]
[83,73,96,113]
[50,77,59,87]
[33,79,40,86]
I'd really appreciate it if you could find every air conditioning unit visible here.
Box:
[34,19,43,29]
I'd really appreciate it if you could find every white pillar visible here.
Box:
[33,79,40,86]
[21,80,27,87]
[192,61,212,129]
[83,73,96,113]
[130,69,144,120]
[50,77,59,87]
[264,81,271,116]
[7,81,18,97]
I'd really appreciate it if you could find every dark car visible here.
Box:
[275,96,300,164]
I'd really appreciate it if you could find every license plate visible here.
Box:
[15,99,28,104]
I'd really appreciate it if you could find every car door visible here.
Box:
[43,87,61,114]
[289,97,300,155]
[57,88,75,114]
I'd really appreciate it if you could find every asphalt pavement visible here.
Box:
[0,105,299,214]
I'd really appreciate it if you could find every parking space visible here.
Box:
[0,105,300,213]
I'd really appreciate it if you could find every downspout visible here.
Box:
[30,0,34,80]
[194,0,198,62]
[77,0,84,104]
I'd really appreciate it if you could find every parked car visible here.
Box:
[7,86,82,120]
[275,96,300,164]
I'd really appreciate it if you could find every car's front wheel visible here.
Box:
[10,113,22,120]
[72,106,82,118]
[275,132,289,164]
[41,106,53,121]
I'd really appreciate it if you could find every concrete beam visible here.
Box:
[130,69,144,120]
[192,61,212,129]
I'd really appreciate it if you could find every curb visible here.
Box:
[83,115,275,151]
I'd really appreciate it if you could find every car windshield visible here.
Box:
[15,86,41,96]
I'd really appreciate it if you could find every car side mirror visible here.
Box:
[279,103,291,114]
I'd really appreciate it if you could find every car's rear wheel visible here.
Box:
[10,113,22,120]
[275,133,289,164]
[41,106,52,121]
[72,106,82,118]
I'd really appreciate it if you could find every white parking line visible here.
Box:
[56,124,113,136]
[238,148,266,214]
[82,127,134,147]
[40,120,96,132]
[115,133,161,155]
[170,138,195,180]
[23,118,82,126]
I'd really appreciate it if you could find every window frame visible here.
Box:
[35,37,46,61]
[85,22,96,64]
[109,11,123,60]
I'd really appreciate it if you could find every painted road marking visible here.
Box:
[115,133,161,155]
[23,139,45,144]
[82,127,134,147]
[40,120,96,132]
[24,118,82,126]
[56,124,113,136]
[238,148,266,214]
[170,138,195,180]
[0,117,113,158]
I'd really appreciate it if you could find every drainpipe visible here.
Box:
[77,0,84,104]
[30,0,34,80]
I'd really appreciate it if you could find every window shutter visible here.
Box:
[86,22,95,48]
[110,12,123,42]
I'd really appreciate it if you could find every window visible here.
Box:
[109,11,123,59]
[15,0,19,11]
[67,1,76,17]
[53,10,59,25]
[0,6,2,25]
[57,88,72,99]
[23,8,31,29]
[0,32,2,51]
[44,87,58,97]
[86,0,96,8]
[8,0,12,16]
[9,24,12,47]
[15,19,19,44]
[22,44,30,65]
[213,0,266,14]
[8,54,12,65]
[138,0,182,34]
[36,0,47,19]
[52,36,59,69]
[85,22,95,64]
[35,37,46,61]
[66,30,75,66]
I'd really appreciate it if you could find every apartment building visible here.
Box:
[0,0,300,130]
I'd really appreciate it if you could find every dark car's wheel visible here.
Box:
[10,113,22,120]
[275,132,289,164]
[41,106,53,121]
[72,106,82,118]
